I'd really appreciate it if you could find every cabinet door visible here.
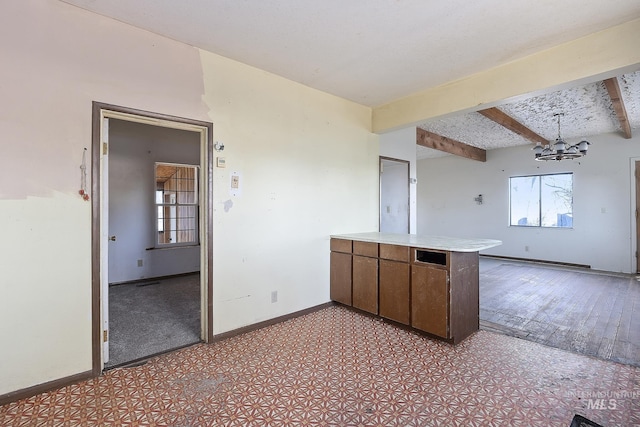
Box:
[411,264,449,338]
[330,252,352,305]
[379,260,410,324]
[352,255,378,314]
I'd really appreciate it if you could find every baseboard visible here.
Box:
[0,370,94,407]
[211,302,335,343]
[109,271,200,287]
[0,302,334,407]
[480,254,590,269]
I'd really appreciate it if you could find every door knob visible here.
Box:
[109,235,116,241]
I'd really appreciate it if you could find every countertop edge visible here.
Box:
[330,232,502,252]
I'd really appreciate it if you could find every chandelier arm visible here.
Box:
[534,113,588,162]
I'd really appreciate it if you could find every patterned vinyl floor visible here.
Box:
[1,305,638,426]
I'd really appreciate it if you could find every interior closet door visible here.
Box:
[379,157,410,233]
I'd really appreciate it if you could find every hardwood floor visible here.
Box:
[479,258,640,367]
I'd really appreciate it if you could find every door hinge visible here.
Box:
[103,142,108,155]
[103,330,108,342]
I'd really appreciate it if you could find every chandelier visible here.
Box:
[533,113,590,161]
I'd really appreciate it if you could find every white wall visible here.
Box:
[417,132,640,273]
[379,127,418,233]
[0,0,377,396]
[109,119,201,284]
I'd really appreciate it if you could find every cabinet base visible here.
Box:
[332,302,478,345]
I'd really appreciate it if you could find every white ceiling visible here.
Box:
[60,0,640,158]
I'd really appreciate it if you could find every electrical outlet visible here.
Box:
[137,259,143,267]
[271,291,278,303]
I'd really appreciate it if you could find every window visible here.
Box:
[155,163,199,246]
[509,173,573,228]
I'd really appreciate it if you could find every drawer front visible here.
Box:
[379,244,409,262]
[330,238,352,253]
[353,241,378,258]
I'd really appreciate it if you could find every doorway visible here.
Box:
[379,157,410,233]
[91,102,214,373]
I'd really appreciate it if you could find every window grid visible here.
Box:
[155,163,199,246]
[509,173,573,228]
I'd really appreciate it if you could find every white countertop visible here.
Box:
[331,232,502,252]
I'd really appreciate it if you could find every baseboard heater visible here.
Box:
[480,254,590,270]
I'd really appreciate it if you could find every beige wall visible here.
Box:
[0,0,377,395]
[199,51,378,334]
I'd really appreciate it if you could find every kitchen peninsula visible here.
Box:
[330,232,501,344]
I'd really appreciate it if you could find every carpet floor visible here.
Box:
[1,306,638,426]
[479,262,640,367]
[106,273,201,368]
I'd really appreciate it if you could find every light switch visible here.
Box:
[216,157,226,168]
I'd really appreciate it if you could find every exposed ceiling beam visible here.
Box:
[478,107,548,145]
[603,77,632,139]
[373,20,640,133]
[416,128,486,162]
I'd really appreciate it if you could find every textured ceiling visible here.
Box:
[416,71,640,159]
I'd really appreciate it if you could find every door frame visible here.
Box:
[379,156,410,234]
[635,160,640,273]
[91,102,214,374]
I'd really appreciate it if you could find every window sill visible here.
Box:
[146,245,201,251]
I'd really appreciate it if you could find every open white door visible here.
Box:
[100,116,110,365]
[92,103,214,374]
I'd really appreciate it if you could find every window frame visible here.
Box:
[509,172,574,229]
[154,162,200,248]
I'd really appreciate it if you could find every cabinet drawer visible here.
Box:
[353,241,378,257]
[330,238,352,253]
[380,244,409,262]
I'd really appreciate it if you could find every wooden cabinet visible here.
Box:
[330,239,352,305]
[379,259,410,324]
[352,240,378,314]
[410,249,479,344]
[352,255,378,314]
[379,244,410,325]
[330,236,481,344]
[448,251,480,343]
[411,263,449,338]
